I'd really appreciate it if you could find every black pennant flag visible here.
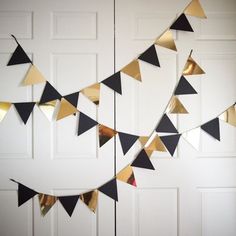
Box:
[77,112,98,136]
[156,114,178,133]
[118,132,139,155]
[201,118,220,141]
[174,76,197,95]
[160,134,181,156]
[170,13,194,32]
[59,195,79,217]
[39,82,62,104]
[138,45,160,67]
[131,149,155,170]
[18,183,38,207]
[99,179,118,201]
[64,92,80,107]
[14,102,35,124]
[102,72,122,95]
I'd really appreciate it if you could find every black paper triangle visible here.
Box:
[131,149,155,170]
[201,118,220,141]
[18,183,38,207]
[7,44,32,66]
[118,132,139,155]
[14,102,36,124]
[160,134,181,156]
[39,82,62,104]
[138,45,160,67]
[59,195,79,217]
[156,114,178,133]
[77,112,98,136]
[174,76,197,95]
[170,13,194,32]
[64,92,80,107]
[102,72,122,94]
[99,179,118,201]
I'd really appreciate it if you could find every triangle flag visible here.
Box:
[38,100,57,121]
[39,82,62,104]
[0,102,11,122]
[121,60,142,81]
[116,165,137,187]
[182,127,201,150]
[102,72,122,94]
[170,13,194,32]
[146,135,166,152]
[59,195,79,217]
[156,114,178,133]
[56,98,78,121]
[80,190,98,213]
[174,76,197,95]
[81,83,100,105]
[139,136,149,146]
[219,104,236,127]
[18,183,38,207]
[155,30,177,51]
[201,118,220,141]
[77,112,98,136]
[7,44,32,66]
[184,0,207,19]
[118,132,139,155]
[167,96,188,114]
[14,102,35,124]
[160,134,181,156]
[182,56,205,76]
[38,194,57,216]
[64,92,80,108]
[138,45,160,67]
[23,65,46,85]
[99,124,117,147]
[131,149,155,170]
[98,179,118,201]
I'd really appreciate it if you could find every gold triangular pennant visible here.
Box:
[146,135,167,152]
[182,127,201,150]
[38,194,57,216]
[99,124,117,147]
[56,98,78,121]
[81,83,100,105]
[155,30,177,51]
[23,65,46,85]
[116,165,136,187]
[139,136,149,146]
[182,56,205,76]
[0,102,11,122]
[121,60,142,81]
[219,104,236,127]
[80,190,98,213]
[167,96,188,114]
[184,0,207,19]
[38,100,57,121]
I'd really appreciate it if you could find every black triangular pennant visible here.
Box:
[201,118,220,141]
[59,195,79,217]
[14,102,35,124]
[156,114,178,133]
[102,72,122,94]
[160,134,181,156]
[98,179,118,201]
[18,183,38,207]
[77,112,98,136]
[39,82,62,104]
[170,13,194,32]
[118,132,139,155]
[64,92,80,107]
[7,44,32,66]
[131,149,155,170]
[138,45,160,67]
[174,76,197,95]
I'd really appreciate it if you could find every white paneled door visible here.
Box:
[0,0,236,236]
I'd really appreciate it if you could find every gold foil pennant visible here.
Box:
[219,104,236,127]
[139,136,149,146]
[38,100,57,121]
[184,0,207,19]
[183,56,205,76]
[99,124,117,147]
[56,98,78,121]
[116,165,136,187]
[146,135,167,152]
[81,83,100,105]
[0,102,11,122]
[80,190,98,213]
[38,194,57,216]
[155,30,177,51]
[121,60,142,81]
[167,96,188,114]
[23,65,46,85]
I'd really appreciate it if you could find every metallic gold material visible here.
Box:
[184,0,207,19]
[99,124,117,147]
[182,127,200,150]
[116,165,136,187]
[0,102,11,122]
[80,190,98,213]
[139,136,149,147]
[121,60,141,81]
[219,104,236,127]
[182,56,205,76]
[146,135,166,152]
[56,98,78,121]
[155,30,177,51]
[38,100,57,121]
[81,83,100,105]
[23,65,46,85]
[38,194,57,216]
[166,96,188,114]
[144,148,153,157]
